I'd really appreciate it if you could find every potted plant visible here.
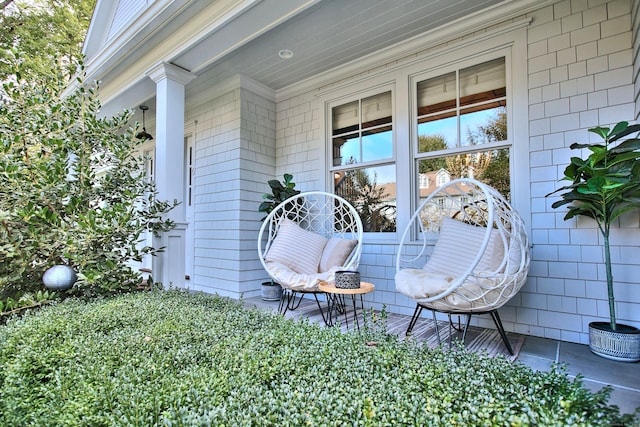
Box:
[258,173,301,301]
[258,173,301,219]
[548,121,640,362]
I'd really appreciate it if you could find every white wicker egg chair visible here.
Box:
[258,191,363,323]
[395,178,529,354]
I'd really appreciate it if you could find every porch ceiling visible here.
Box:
[174,0,504,92]
[91,0,524,117]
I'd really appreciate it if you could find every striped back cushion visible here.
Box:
[265,219,328,274]
[319,237,358,272]
[423,217,502,276]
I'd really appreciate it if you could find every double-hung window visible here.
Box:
[330,90,396,232]
[414,57,511,202]
[327,55,515,234]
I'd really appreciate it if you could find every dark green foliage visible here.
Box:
[0,52,177,299]
[0,289,55,324]
[477,148,510,200]
[258,173,301,219]
[418,135,448,172]
[340,169,396,232]
[0,0,95,81]
[548,121,640,330]
[470,110,510,198]
[0,291,635,426]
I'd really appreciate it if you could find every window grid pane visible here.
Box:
[334,165,397,232]
[414,57,510,200]
[417,148,511,201]
[330,91,396,232]
[417,58,506,152]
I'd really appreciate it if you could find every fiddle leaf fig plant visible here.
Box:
[548,121,640,331]
[258,173,300,219]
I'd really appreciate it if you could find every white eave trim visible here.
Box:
[84,0,189,79]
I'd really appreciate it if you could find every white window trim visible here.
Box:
[322,80,399,242]
[409,50,512,205]
[328,86,396,173]
[319,26,530,243]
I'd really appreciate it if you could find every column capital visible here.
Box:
[147,62,196,85]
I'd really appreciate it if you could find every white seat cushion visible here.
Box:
[266,261,340,291]
[319,237,357,272]
[395,268,454,299]
[265,219,327,274]
[395,268,502,311]
[396,217,508,311]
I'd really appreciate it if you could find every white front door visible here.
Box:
[184,135,195,283]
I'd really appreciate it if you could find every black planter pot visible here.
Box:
[261,281,283,301]
[589,322,640,362]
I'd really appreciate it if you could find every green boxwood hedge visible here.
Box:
[0,290,636,426]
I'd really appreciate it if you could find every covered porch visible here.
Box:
[80,0,640,349]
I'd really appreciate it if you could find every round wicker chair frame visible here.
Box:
[258,191,363,322]
[395,179,530,353]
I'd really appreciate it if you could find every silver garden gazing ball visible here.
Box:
[42,265,77,291]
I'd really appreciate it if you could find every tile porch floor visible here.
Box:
[244,295,640,417]
[519,335,640,416]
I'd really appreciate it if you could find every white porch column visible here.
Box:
[147,62,196,288]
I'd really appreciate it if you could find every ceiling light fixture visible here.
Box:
[136,105,153,141]
[278,49,294,59]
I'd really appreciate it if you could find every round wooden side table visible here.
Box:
[318,281,375,330]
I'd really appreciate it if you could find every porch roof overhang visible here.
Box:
[78,0,553,118]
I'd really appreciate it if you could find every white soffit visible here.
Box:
[84,0,555,111]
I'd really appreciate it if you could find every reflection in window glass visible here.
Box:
[417,72,456,114]
[331,90,396,232]
[460,58,505,105]
[332,100,359,133]
[460,106,507,146]
[334,164,396,232]
[333,133,360,166]
[362,126,392,162]
[332,91,392,167]
[417,148,510,201]
[417,116,457,151]
[362,92,392,125]
[416,58,506,152]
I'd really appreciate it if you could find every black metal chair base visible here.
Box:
[406,303,514,355]
[278,288,331,326]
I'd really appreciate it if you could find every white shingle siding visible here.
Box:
[525,0,640,343]
[633,0,640,118]
[187,84,277,298]
[275,92,323,190]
